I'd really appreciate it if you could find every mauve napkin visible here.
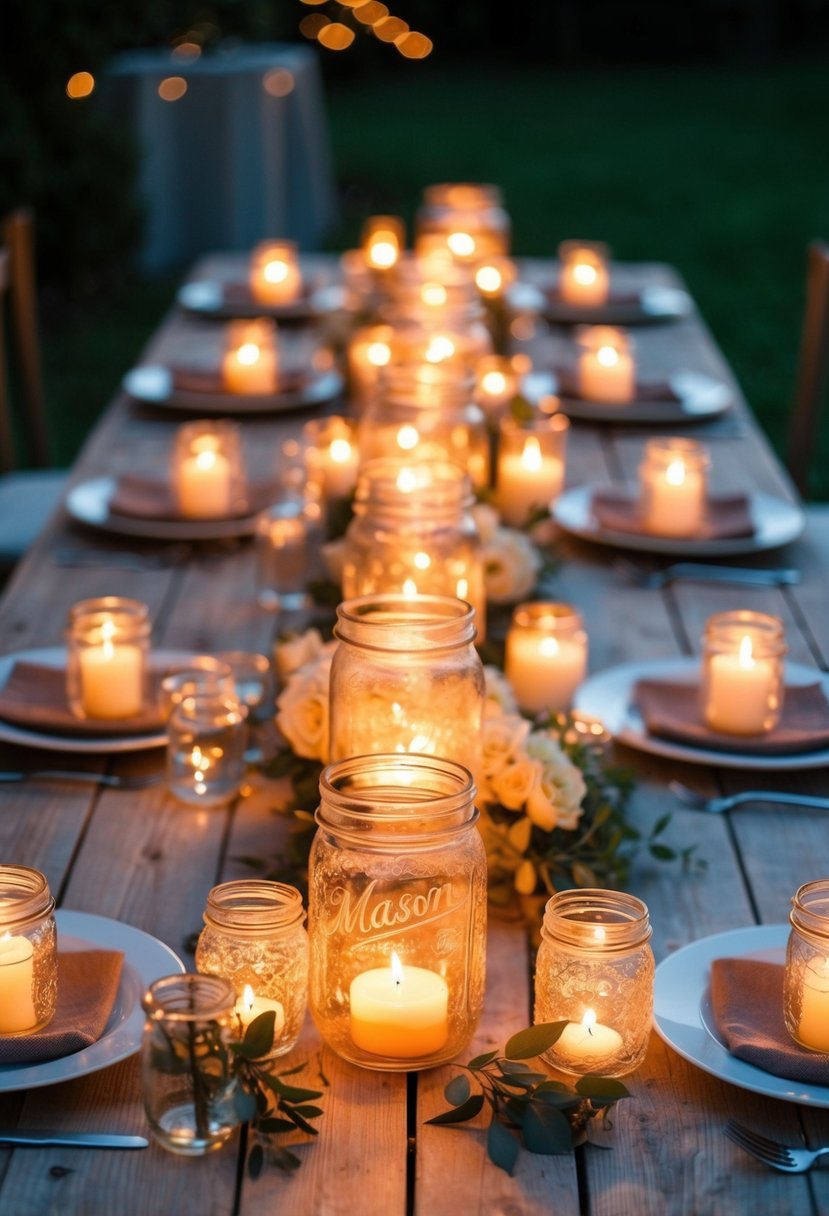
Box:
[711,958,829,1085]
[591,489,755,540]
[634,677,829,755]
[222,281,312,307]
[171,366,309,397]
[0,660,165,737]
[109,473,280,522]
[0,950,124,1065]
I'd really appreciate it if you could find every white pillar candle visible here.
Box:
[552,1009,624,1071]
[797,956,829,1052]
[349,952,449,1059]
[559,256,610,307]
[497,435,564,527]
[177,447,233,519]
[250,244,302,306]
[641,456,707,537]
[79,621,145,718]
[505,630,587,714]
[321,437,359,500]
[0,933,36,1033]
[222,339,278,395]
[704,635,778,735]
[578,337,635,403]
[235,983,286,1041]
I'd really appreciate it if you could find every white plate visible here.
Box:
[123,365,343,415]
[0,645,194,754]
[574,657,829,770]
[0,909,184,1092]
[654,924,829,1107]
[177,278,322,322]
[67,477,264,541]
[551,370,732,424]
[539,283,692,326]
[553,484,805,557]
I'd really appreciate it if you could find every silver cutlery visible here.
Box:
[725,1120,829,1173]
[670,780,829,815]
[615,559,801,590]
[0,1130,148,1149]
[0,771,164,790]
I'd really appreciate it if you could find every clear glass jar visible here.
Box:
[784,879,829,1052]
[0,865,57,1035]
[359,363,490,490]
[415,182,511,261]
[303,415,360,506]
[360,214,405,272]
[157,656,235,721]
[638,436,710,538]
[171,419,247,519]
[496,411,569,527]
[328,593,485,771]
[378,297,492,374]
[505,602,588,715]
[558,240,611,307]
[249,239,302,306]
[66,596,151,720]
[196,880,308,1059]
[256,491,322,612]
[141,973,239,1156]
[700,610,787,735]
[221,318,279,396]
[308,754,487,1071]
[166,691,247,806]
[342,458,486,637]
[534,889,654,1078]
[346,323,398,413]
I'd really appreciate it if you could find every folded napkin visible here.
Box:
[171,366,310,397]
[109,473,280,522]
[547,285,641,307]
[554,368,680,406]
[0,660,165,736]
[634,676,829,755]
[0,949,124,1065]
[591,488,755,540]
[710,958,829,1085]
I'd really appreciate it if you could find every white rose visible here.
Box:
[526,731,586,828]
[471,501,501,544]
[481,713,531,782]
[275,653,333,761]
[274,628,327,683]
[483,665,518,716]
[492,757,543,811]
[526,783,558,831]
[482,528,542,604]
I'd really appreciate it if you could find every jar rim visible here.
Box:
[334,594,477,651]
[790,879,829,943]
[142,972,236,1022]
[703,609,787,656]
[0,864,56,932]
[510,601,584,632]
[203,880,305,934]
[540,888,652,951]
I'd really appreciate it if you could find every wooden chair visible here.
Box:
[0,208,66,568]
[787,239,829,498]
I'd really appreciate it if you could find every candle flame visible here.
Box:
[329,437,352,464]
[540,636,560,658]
[402,578,418,597]
[475,264,502,295]
[596,344,619,368]
[236,342,261,367]
[263,259,289,284]
[391,951,404,985]
[414,551,431,570]
[738,635,755,668]
[100,619,115,661]
[481,370,507,396]
[421,282,447,307]
[195,449,218,472]
[582,1008,597,1032]
[521,435,543,472]
[241,983,255,1011]
[447,231,475,257]
[665,459,686,487]
[396,467,417,493]
[396,424,420,451]
[367,341,391,368]
[456,577,468,599]
[368,239,397,270]
[424,335,455,363]
[573,262,598,286]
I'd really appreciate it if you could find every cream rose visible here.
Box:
[471,501,501,545]
[274,628,330,683]
[481,713,531,782]
[482,528,542,604]
[483,665,518,716]
[492,757,542,811]
[275,654,332,761]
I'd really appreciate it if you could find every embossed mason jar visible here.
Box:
[415,182,511,261]
[784,879,829,1053]
[328,593,485,775]
[534,889,654,1078]
[141,973,239,1156]
[308,754,487,1071]
[0,865,58,1035]
[700,609,787,736]
[196,880,308,1059]
[66,596,151,720]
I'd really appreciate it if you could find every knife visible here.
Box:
[0,1130,148,1149]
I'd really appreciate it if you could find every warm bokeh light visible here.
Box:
[300,13,330,37]
[172,41,201,59]
[299,0,328,4]
[395,31,433,58]
[373,15,408,41]
[263,69,295,97]
[318,21,356,49]
[66,72,95,99]
[475,264,503,294]
[158,77,188,102]
[354,1,388,22]
[421,283,447,306]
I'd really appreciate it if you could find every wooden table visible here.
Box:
[1,258,828,1215]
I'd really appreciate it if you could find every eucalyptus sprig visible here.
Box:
[426,1022,630,1175]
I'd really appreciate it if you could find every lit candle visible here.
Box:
[505,606,588,714]
[559,244,610,308]
[577,327,635,403]
[497,434,564,527]
[362,215,405,272]
[704,635,778,735]
[250,240,302,306]
[553,1009,624,1071]
[476,355,520,421]
[235,982,286,1041]
[0,933,36,1033]
[79,619,144,719]
[222,325,278,395]
[347,325,396,409]
[349,952,449,1059]
[641,456,706,537]
[795,957,829,1052]
[177,444,233,519]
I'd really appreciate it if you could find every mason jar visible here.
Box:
[166,691,247,806]
[329,593,485,772]
[638,436,710,538]
[700,609,787,736]
[534,889,654,1078]
[308,754,487,1071]
[196,880,308,1058]
[0,865,57,1035]
[784,879,829,1053]
[65,596,151,721]
[414,182,511,261]
[141,973,239,1156]
[504,601,588,715]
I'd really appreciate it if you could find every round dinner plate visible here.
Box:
[177,278,324,322]
[67,476,264,541]
[0,909,184,1092]
[123,364,343,416]
[541,283,693,326]
[654,924,829,1107]
[549,370,732,425]
[573,656,829,771]
[552,484,805,557]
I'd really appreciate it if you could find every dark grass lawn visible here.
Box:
[39,52,829,497]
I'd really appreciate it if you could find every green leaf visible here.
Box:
[234,1087,258,1123]
[284,1109,320,1137]
[247,1142,265,1180]
[272,1146,303,1172]
[523,1102,574,1155]
[652,812,672,836]
[425,1094,485,1125]
[575,1075,631,1102]
[262,1076,323,1103]
[257,1117,298,1136]
[291,1105,324,1120]
[487,1119,520,1175]
[649,843,677,861]
[237,1011,276,1060]
[445,1074,471,1106]
[467,1050,498,1070]
[505,1021,567,1060]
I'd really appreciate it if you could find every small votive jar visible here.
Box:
[249,239,302,306]
[256,493,321,612]
[505,602,588,715]
[496,411,569,527]
[221,318,279,396]
[303,415,360,506]
[784,880,829,1053]
[172,420,246,520]
[346,323,397,412]
[576,325,635,404]
[475,355,521,423]
[196,880,308,1059]
[66,596,150,720]
[0,865,57,1035]
[141,973,239,1156]
[534,889,654,1078]
[558,240,610,308]
[638,436,710,538]
[701,610,787,736]
[308,754,487,1071]
[361,214,405,271]
[166,691,247,806]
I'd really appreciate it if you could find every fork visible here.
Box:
[0,771,164,790]
[615,559,801,590]
[669,780,829,815]
[725,1120,829,1173]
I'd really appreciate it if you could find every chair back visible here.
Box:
[787,239,829,498]
[0,208,50,474]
